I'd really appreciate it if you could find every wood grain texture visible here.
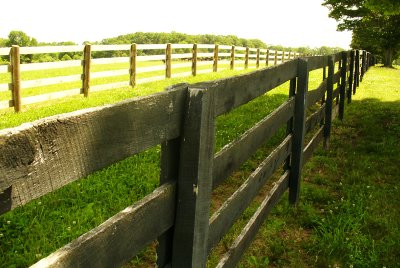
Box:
[0,86,187,214]
[203,60,298,116]
[212,98,295,188]
[208,136,292,252]
[31,182,176,268]
[216,171,289,268]
[307,55,328,71]
[11,46,21,112]
[288,58,308,204]
[171,87,215,267]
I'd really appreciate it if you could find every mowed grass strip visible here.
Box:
[230,66,399,268]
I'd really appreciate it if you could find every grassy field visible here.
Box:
[0,65,399,267]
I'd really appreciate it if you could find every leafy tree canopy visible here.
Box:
[323,0,400,66]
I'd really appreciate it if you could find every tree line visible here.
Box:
[0,30,344,64]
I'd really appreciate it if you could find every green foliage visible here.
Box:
[323,0,400,66]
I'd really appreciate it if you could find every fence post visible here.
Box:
[245,47,249,69]
[156,83,189,267]
[192,43,198,76]
[285,75,297,171]
[256,48,260,68]
[213,44,218,72]
[288,58,308,204]
[281,51,285,63]
[324,55,335,149]
[339,51,348,120]
[129,43,137,87]
[274,50,278,65]
[348,50,355,103]
[354,50,360,91]
[230,45,235,70]
[360,50,366,81]
[266,49,270,67]
[82,44,91,98]
[171,86,215,267]
[166,43,172,78]
[10,45,21,112]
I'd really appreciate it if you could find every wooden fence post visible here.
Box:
[166,43,172,78]
[274,50,278,65]
[157,83,189,267]
[10,45,21,112]
[192,43,198,76]
[266,49,270,66]
[230,45,235,70]
[285,75,297,171]
[245,47,249,69]
[354,50,360,91]
[171,86,215,267]
[256,48,260,68]
[213,44,218,72]
[339,51,348,120]
[288,58,307,204]
[324,55,335,149]
[129,43,137,87]
[82,44,91,98]
[347,50,355,103]
[360,50,366,81]
[281,51,285,63]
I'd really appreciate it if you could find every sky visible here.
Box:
[0,0,352,48]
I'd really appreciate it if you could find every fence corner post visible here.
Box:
[82,44,91,97]
[339,51,348,120]
[171,86,215,267]
[10,45,21,112]
[129,43,137,87]
[288,58,308,205]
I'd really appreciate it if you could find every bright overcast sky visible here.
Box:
[1,0,352,48]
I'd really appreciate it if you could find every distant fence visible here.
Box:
[0,50,372,267]
[0,44,301,112]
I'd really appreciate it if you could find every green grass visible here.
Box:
[1,65,398,267]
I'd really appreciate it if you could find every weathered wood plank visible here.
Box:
[21,88,81,105]
[19,45,84,54]
[0,86,187,214]
[20,74,81,88]
[31,182,176,268]
[212,97,295,188]
[91,57,130,65]
[205,60,297,116]
[208,136,292,252]
[216,171,289,268]
[306,79,327,108]
[306,56,328,71]
[171,87,216,267]
[333,70,341,84]
[90,69,128,79]
[303,126,324,165]
[20,60,82,71]
[333,87,340,99]
[305,104,326,135]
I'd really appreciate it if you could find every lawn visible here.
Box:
[0,65,398,267]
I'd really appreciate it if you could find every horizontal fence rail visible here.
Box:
[0,49,371,267]
[0,43,303,112]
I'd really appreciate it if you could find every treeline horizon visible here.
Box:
[1,30,345,64]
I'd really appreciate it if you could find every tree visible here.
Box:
[323,0,400,67]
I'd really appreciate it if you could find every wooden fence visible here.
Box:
[0,44,301,112]
[0,50,372,267]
